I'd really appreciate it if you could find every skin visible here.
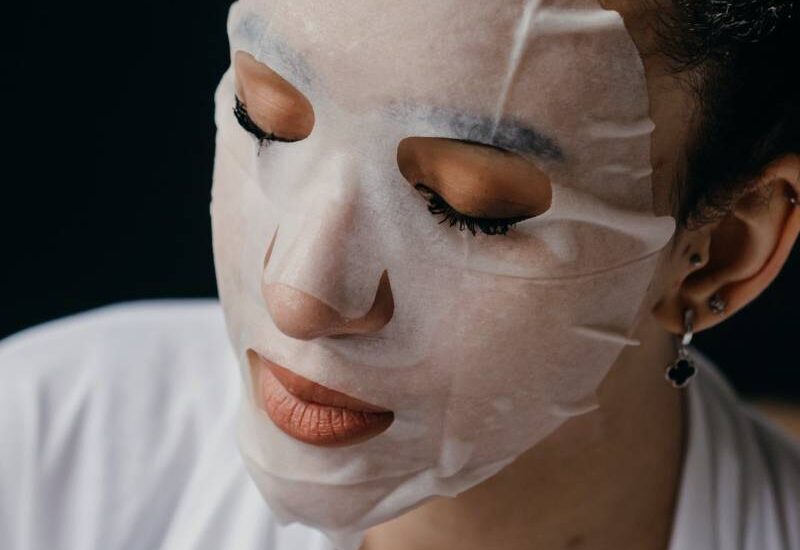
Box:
[232,2,800,548]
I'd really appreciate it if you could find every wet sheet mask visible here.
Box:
[211,0,677,548]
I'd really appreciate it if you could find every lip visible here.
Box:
[248,350,394,447]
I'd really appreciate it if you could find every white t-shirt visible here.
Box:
[1,301,798,550]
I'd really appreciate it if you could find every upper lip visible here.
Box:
[252,351,392,413]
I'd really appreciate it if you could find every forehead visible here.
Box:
[230,0,645,117]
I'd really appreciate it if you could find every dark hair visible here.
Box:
[657,1,800,228]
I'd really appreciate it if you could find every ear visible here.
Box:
[653,154,800,335]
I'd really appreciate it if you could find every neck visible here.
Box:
[362,314,686,550]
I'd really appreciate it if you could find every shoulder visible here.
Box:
[0,300,238,408]
[0,299,230,375]
[671,348,800,550]
[0,299,233,467]
[0,300,237,438]
[0,300,241,467]
[0,301,333,550]
[691,348,800,478]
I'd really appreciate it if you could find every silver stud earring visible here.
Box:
[708,292,727,315]
[690,253,703,267]
[665,309,697,388]
[787,189,798,207]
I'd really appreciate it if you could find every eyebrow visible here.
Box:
[453,114,564,161]
[396,105,564,162]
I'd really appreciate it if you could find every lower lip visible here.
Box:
[250,354,394,447]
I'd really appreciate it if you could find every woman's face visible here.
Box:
[211,0,681,542]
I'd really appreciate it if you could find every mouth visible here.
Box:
[247,350,395,447]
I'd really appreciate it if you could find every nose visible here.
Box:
[263,270,394,340]
[258,152,395,340]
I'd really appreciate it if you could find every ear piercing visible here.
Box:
[708,292,727,315]
[689,253,703,267]
[665,309,697,388]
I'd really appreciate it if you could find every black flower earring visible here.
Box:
[665,309,697,389]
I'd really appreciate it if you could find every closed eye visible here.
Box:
[233,95,299,149]
[415,184,528,236]
[397,137,552,238]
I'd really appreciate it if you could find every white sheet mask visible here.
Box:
[210,1,677,548]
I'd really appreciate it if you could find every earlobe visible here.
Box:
[653,154,800,335]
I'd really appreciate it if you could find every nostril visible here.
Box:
[261,271,395,340]
[262,282,346,341]
[359,270,394,332]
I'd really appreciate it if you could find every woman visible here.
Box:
[2,0,798,549]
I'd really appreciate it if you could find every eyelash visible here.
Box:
[414,184,524,237]
[233,95,288,150]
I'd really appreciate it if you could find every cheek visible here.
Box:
[212,71,264,315]
[211,145,253,329]
[429,276,594,389]
[212,165,243,274]
[423,256,659,418]
[400,275,609,463]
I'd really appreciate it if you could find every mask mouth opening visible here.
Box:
[247,349,395,447]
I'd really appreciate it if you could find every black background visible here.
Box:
[4,1,798,400]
